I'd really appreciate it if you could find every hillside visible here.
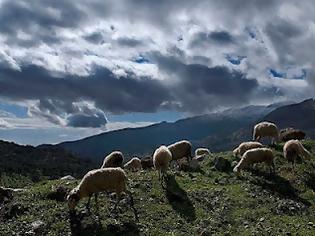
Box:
[0,140,96,188]
[56,102,293,161]
[263,98,315,138]
[1,140,315,235]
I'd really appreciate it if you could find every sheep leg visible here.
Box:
[86,195,92,212]
[125,190,139,221]
[94,193,98,208]
[161,172,167,189]
[271,161,276,174]
[113,192,121,212]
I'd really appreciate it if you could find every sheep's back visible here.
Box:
[168,141,191,160]
[79,168,127,196]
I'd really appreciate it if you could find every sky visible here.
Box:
[0,0,315,145]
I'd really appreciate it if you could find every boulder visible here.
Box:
[214,157,231,172]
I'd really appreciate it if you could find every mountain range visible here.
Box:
[54,99,315,161]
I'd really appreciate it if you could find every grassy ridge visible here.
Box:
[0,141,315,235]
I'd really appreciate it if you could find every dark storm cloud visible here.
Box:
[116,37,145,47]
[189,31,235,48]
[0,0,85,46]
[149,53,260,112]
[265,18,304,65]
[0,64,172,121]
[83,32,105,44]
[67,112,107,128]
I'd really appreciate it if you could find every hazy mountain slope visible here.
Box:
[263,98,315,137]
[57,102,294,160]
[56,102,298,160]
[58,115,252,160]
[0,140,96,187]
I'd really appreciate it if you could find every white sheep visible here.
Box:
[101,151,124,168]
[67,167,138,220]
[233,141,264,158]
[153,145,172,183]
[167,140,192,162]
[283,140,311,164]
[253,121,279,144]
[195,148,211,156]
[124,157,142,172]
[233,148,275,174]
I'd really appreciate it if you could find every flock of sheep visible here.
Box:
[67,121,312,220]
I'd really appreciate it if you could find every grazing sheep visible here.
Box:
[233,141,264,158]
[233,148,275,174]
[280,128,306,142]
[253,121,279,144]
[283,140,311,164]
[167,140,192,162]
[101,151,124,168]
[67,167,138,220]
[195,148,211,160]
[124,157,142,172]
[141,156,154,169]
[153,145,172,183]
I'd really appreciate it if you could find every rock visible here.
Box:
[189,159,201,171]
[141,156,154,169]
[0,187,12,203]
[60,175,75,180]
[46,186,68,202]
[214,157,231,172]
[177,157,190,171]
[30,220,45,235]
[177,157,201,172]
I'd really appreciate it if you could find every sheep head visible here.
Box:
[67,189,80,210]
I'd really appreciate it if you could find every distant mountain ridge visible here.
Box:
[263,98,315,136]
[0,140,95,184]
[56,100,310,161]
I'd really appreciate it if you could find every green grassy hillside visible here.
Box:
[1,141,315,235]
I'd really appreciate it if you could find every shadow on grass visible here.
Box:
[165,175,196,222]
[250,169,311,206]
[69,208,140,236]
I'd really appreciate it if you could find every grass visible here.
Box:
[1,141,315,235]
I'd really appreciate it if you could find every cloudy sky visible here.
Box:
[0,0,314,145]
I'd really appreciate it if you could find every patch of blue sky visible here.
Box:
[0,102,28,118]
[133,55,150,64]
[225,54,246,65]
[269,68,286,78]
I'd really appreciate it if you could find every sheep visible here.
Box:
[124,157,142,172]
[101,151,124,168]
[283,140,311,165]
[280,128,306,142]
[233,141,264,158]
[67,167,138,220]
[233,148,275,174]
[167,140,192,162]
[153,145,172,184]
[195,148,211,156]
[253,121,279,145]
